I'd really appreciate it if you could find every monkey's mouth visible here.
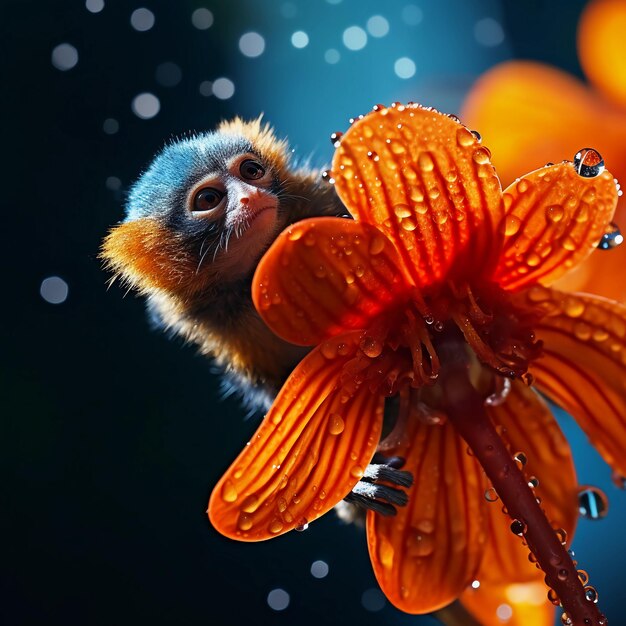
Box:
[238,205,278,237]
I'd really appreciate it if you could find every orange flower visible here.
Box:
[462,0,626,303]
[208,103,622,626]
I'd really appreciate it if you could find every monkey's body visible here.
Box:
[103,117,342,410]
[102,117,412,516]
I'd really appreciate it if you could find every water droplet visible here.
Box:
[563,297,585,318]
[238,513,253,531]
[516,179,530,193]
[277,497,287,513]
[502,215,521,236]
[418,152,435,172]
[548,588,560,605]
[412,531,435,556]
[510,519,526,535]
[546,205,564,223]
[314,265,327,278]
[528,476,539,489]
[578,486,608,520]
[378,535,395,568]
[555,527,567,545]
[513,451,527,468]
[472,148,490,165]
[584,586,598,603]
[295,517,309,531]
[573,148,605,177]
[350,465,364,478]
[557,568,569,581]
[345,272,355,284]
[268,518,284,534]
[598,222,623,250]
[221,480,238,503]
[360,335,383,358]
[367,150,380,162]
[394,204,412,218]
[330,131,343,147]
[471,129,482,142]
[328,413,345,435]
[578,569,589,585]
[526,252,541,267]
[456,127,475,147]
[561,612,572,625]
[484,487,499,502]
[241,494,260,513]
[320,341,338,359]
[368,235,386,255]
[401,217,417,231]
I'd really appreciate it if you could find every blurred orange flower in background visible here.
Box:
[462,0,626,303]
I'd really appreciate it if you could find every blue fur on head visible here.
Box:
[125,132,254,222]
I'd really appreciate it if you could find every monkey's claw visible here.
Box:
[343,454,414,516]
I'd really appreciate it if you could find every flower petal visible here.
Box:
[332,104,504,290]
[493,162,618,291]
[480,381,577,585]
[579,0,626,107]
[252,217,409,346]
[461,580,554,626]
[367,407,487,613]
[523,287,626,477]
[208,332,384,541]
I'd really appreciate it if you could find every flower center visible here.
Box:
[342,280,542,403]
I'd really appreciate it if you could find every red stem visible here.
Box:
[438,340,607,626]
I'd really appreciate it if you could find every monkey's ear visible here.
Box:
[101,218,195,293]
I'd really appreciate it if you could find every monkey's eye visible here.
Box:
[193,187,224,212]
[239,159,266,181]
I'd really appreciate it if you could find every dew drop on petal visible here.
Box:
[484,487,499,502]
[546,205,564,223]
[269,518,284,534]
[578,486,608,520]
[597,222,623,250]
[573,148,605,177]
[221,479,238,502]
[360,335,383,358]
[328,413,345,435]
[502,215,521,236]
[295,517,309,531]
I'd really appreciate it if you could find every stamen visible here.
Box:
[351,480,409,507]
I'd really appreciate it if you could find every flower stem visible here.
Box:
[438,339,606,626]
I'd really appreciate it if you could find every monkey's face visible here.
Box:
[102,128,290,298]
[187,152,281,279]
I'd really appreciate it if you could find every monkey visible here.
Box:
[101,116,412,517]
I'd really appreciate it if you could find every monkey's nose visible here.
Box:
[240,197,250,205]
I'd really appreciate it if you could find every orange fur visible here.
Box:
[101,218,197,294]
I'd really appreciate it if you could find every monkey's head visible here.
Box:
[101,117,294,299]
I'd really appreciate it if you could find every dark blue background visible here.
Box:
[5,1,623,625]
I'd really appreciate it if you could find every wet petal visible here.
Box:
[461,580,554,626]
[461,61,626,190]
[480,381,577,585]
[522,287,626,477]
[332,104,504,290]
[367,406,487,613]
[579,0,626,107]
[252,217,409,346]
[208,332,384,541]
[494,162,618,291]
